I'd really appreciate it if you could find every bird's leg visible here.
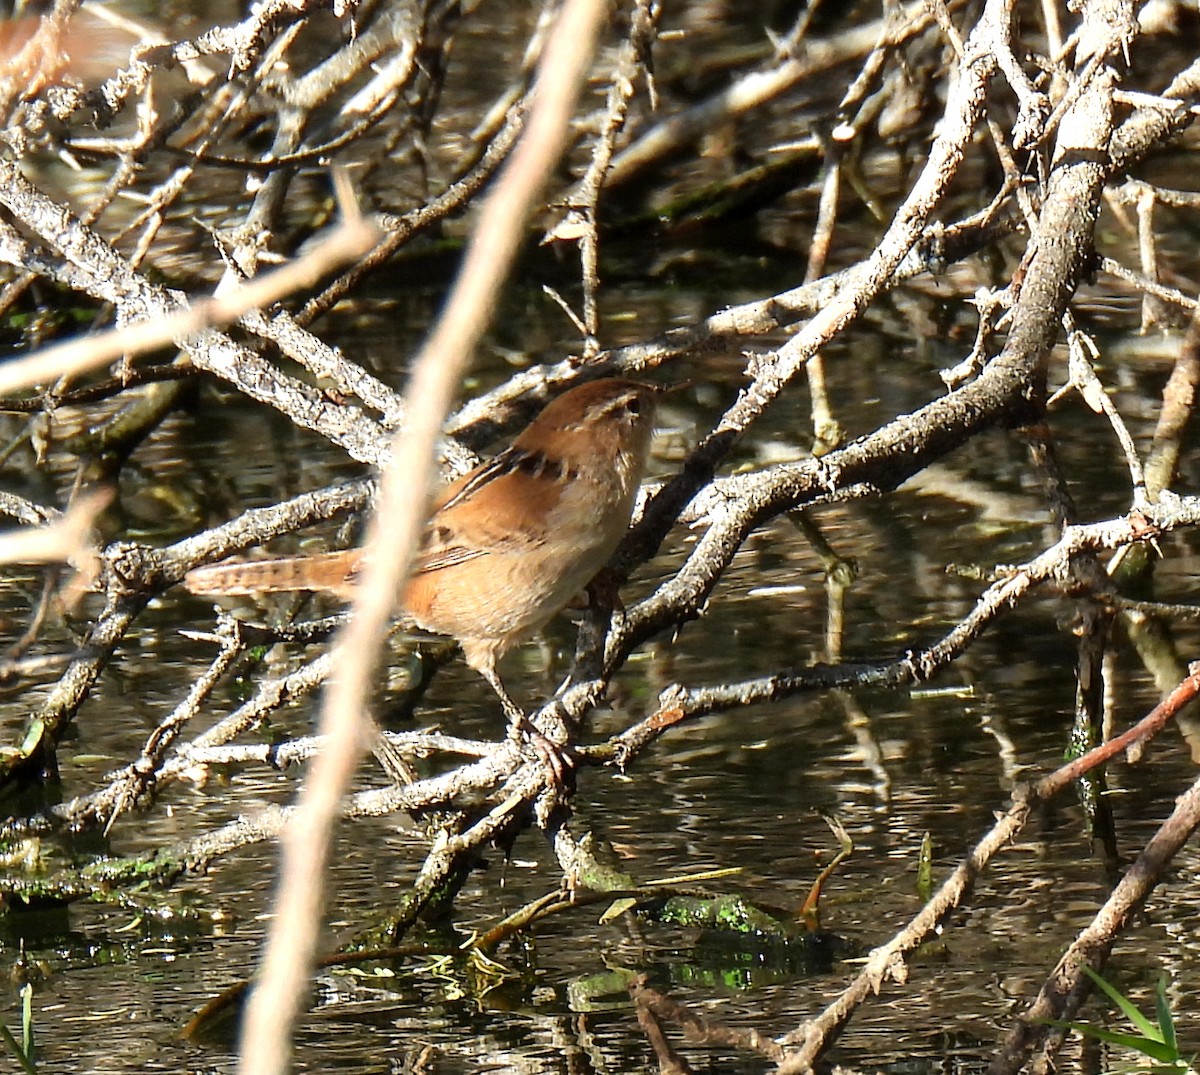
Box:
[477,664,574,789]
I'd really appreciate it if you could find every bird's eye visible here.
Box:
[625,396,642,415]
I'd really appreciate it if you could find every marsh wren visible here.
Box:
[184,378,658,743]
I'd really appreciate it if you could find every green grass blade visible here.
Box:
[19,984,33,1063]
[1055,1021,1179,1063]
[1082,965,1163,1042]
[1155,975,1178,1055]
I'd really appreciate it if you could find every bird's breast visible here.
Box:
[401,469,637,654]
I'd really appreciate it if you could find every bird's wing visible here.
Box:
[412,446,569,576]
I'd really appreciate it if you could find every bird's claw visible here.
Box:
[508,713,577,792]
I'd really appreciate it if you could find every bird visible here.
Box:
[184,377,659,758]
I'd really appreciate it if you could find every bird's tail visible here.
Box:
[183,550,361,598]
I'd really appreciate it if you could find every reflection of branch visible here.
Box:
[606,9,930,187]
[47,647,331,833]
[1,738,548,899]
[630,974,785,1066]
[994,717,1200,1073]
[778,664,1200,1074]
[1054,313,1147,504]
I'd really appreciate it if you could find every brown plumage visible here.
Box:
[185,378,658,725]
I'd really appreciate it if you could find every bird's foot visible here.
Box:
[507,712,576,792]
